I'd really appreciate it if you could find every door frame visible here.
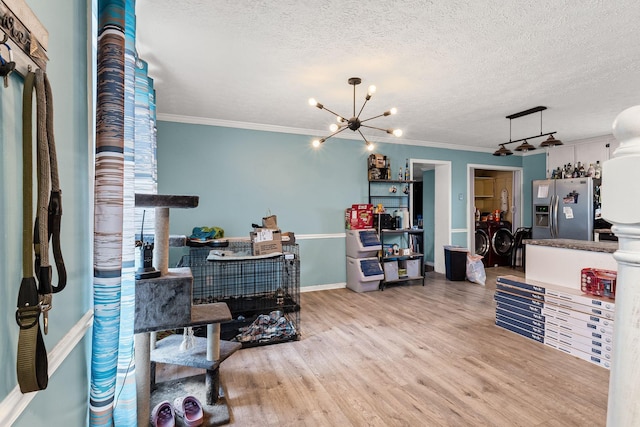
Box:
[410,158,452,274]
[467,164,523,254]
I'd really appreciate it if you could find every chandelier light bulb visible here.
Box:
[368,85,376,95]
[366,142,375,151]
[308,98,317,107]
[389,107,397,115]
[336,116,344,123]
[393,129,403,137]
[312,139,321,148]
[329,123,339,132]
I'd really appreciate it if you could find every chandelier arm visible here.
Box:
[320,126,349,142]
[318,105,345,120]
[360,124,388,133]
[360,113,387,123]
[356,129,368,144]
[356,98,369,120]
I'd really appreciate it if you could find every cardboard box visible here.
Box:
[368,153,387,169]
[349,204,373,229]
[281,231,296,245]
[345,208,352,229]
[250,229,282,255]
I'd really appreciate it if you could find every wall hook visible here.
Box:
[1,32,8,45]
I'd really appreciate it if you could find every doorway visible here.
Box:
[410,159,452,274]
[467,164,523,258]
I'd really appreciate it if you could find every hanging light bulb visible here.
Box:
[366,141,375,151]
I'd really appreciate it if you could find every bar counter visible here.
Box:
[523,238,618,290]
[524,238,617,254]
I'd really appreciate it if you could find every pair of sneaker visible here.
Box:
[151,395,204,427]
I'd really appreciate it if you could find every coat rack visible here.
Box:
[0,0,48,77]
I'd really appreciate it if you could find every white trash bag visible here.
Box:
[466,254,486,286]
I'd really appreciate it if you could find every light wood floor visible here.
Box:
[159,267,610,426]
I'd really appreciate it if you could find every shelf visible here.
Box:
[369,179,415,184]
[380,275,424,285]
[150,335,241,370]
[380,228,423,235]
[382,254,423,261]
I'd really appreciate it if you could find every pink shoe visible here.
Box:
[173,395,204,427]
[151,400,175,427]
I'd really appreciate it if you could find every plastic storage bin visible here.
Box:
[346,256,384,292]
[444,246,468,281]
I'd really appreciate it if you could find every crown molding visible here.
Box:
[156,113,540,155]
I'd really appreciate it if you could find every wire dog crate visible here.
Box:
[178,241,300,347]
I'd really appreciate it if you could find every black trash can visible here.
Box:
[444,246,468,281]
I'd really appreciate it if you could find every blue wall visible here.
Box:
[0,1,92,425]
[156,121,544,287]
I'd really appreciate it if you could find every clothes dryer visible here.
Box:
[486,220,513,267]
[474,221,490,266]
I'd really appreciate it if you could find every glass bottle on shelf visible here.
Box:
[398,167,403,180]
[404,159,409,181]
[587,163,595,177]
[594,160,602,179]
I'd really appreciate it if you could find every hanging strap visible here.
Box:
[33,68,66,298]
[43,72,66,294]
[16,70,49,393]
[15,68,65,393]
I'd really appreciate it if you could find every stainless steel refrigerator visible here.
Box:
[532,178,594,240]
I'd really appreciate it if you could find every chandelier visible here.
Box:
[308,77,402,151]
[493,106,563,156]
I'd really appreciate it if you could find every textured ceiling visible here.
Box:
[135,0,640,152]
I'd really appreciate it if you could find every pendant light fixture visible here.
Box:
[539,134,563,147]
[515,139,535,152]
[494,144,513,156]
[493,106,562,156]
[309,77,402,150]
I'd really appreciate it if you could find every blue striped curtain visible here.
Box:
[92,0,156,425]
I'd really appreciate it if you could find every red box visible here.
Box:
[349,204,373,229]
[581,268,617,299]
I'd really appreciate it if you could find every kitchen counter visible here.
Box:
[524,238,618,290]
[524,238,617,254]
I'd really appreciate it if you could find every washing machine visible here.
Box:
[486,220,514,267]
[474,221,490,266]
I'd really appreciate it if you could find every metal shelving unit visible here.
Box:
[368,179,425,289]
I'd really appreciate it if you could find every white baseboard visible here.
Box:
[301,282,346,292]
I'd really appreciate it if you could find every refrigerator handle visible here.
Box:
[553,194,560,238]
[548,195,554,238]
